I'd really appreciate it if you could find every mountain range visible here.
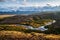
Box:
[0,5,60,14]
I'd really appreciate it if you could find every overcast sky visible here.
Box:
[0,0,60,7]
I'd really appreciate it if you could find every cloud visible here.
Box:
[0,0,4,2]
[0,0,60,7]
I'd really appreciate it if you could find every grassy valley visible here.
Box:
[0,12,60,40]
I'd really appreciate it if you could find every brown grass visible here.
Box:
[0,15,15,19]
[0,31,60,40]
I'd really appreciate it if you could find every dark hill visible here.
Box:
[0,12,60,28]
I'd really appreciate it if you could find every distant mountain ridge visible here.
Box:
[0,5,60,14]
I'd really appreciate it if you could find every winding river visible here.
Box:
[0,20,56,31]
[22,20,56,31]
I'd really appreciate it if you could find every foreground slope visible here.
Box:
[0,31,60,40]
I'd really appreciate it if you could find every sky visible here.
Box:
[0,0,60,7]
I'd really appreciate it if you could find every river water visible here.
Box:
[0,20,56,31]
[21,20,56,31]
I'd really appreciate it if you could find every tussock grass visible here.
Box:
[0,31,60,40]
